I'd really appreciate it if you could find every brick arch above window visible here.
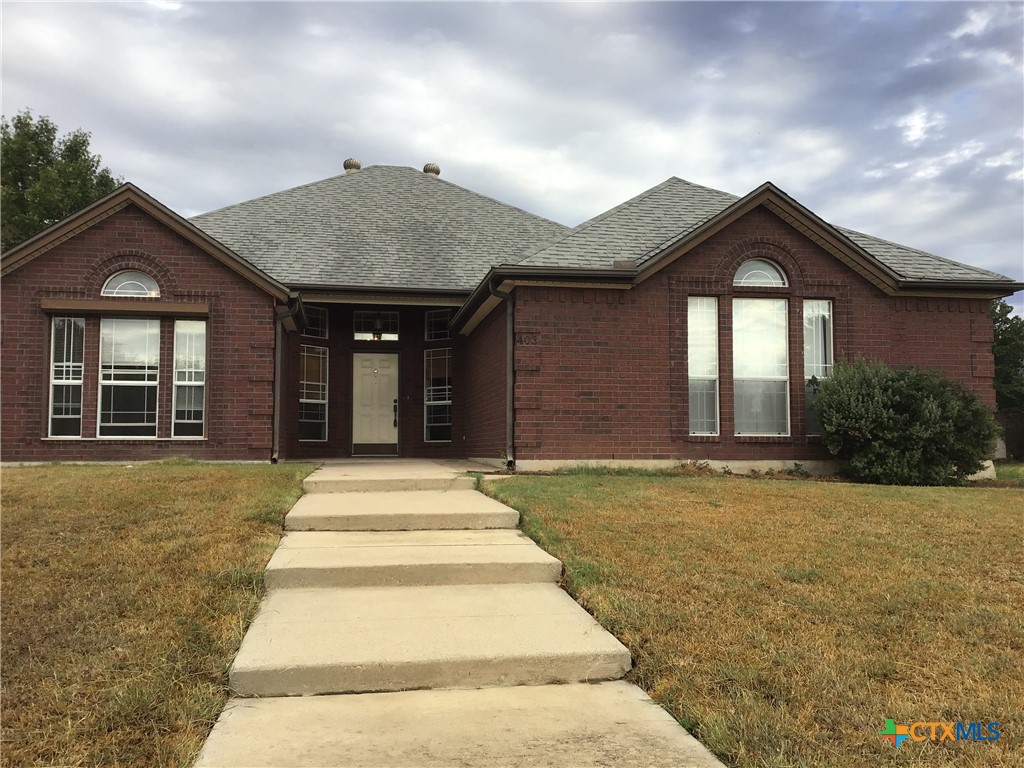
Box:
[720,239,805,294]
[88,250,178,297]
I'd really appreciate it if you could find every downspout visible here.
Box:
[272,298,302,464]
[487,278,516,470]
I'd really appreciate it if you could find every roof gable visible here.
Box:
[517,177,1018,291]
[190,166,571,292]
[0,183,292,301]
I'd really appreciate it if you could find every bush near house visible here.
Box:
[814,361,998,485]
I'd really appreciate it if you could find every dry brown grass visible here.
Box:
[485,473,1023,768]
[1,460,312,768]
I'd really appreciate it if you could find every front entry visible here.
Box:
[352,352,399,455]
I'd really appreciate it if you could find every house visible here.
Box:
[2,160,1020,469]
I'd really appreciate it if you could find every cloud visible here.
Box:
[951,8,993,38]
[1,0,1021,312]
[896,107,947,145]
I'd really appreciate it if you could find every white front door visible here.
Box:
[352,352,399,452]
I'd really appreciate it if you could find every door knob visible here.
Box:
[393,400,398,427]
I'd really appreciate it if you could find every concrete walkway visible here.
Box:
[196,459,724,767]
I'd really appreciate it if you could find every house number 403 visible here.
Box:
[515,333,539,345]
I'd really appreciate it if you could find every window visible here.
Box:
[733,299,789,435]
[424,348,452,442]
[687,297,718,435]
[734,259,787,287]
[101,270,160,297]
[353,311,398,341]
[99,318,159,437]
[303,305,328,339]
[425,309,453,341]
[299,345,328,441]
[803,300,833,436]
[173,320,206,437]
[49,317,85,437]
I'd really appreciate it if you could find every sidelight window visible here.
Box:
[49,317,85,437]
[687,297,719,435]
[424,348,452,442]
[299,345,328,441]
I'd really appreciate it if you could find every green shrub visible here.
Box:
[814,361,998,485]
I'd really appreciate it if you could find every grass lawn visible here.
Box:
[995,460,1024,485]
[485,472,1023,768]
[1,460,313,768]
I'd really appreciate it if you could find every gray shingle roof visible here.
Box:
[192,169,1014,292]
[516,177,739,269]
[835,227,1011,282]
[517,177,1014,284]
[190,166,570,292]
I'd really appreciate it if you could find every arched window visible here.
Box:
[734,259,787,287]
[101,270,160,297]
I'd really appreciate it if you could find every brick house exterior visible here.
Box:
[2,164,1019,467]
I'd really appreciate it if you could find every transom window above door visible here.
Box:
[733,259,787,287]
[101,270,160,297]
[353,311,399,341]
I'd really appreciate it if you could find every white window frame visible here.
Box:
[424,347,452,443]
[299,344,328,442]
[353,310,399,341]
[101,270,160,297]
[303,305,328,340]
[803,300,833,436]
[687,297,719,436]
[97,318,160,439]
[172,320,206,439]
[48,316,85,438]
[425,309,453,341]
[733,298,790,437]
[734,259,788,287]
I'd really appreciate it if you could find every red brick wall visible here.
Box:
[0,204,277,462]
[279,304,464,460]
[511,207,997,461]
[460,301,507,458]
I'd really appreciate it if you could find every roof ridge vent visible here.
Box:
[343,158,361,174]
[423,162,440,177]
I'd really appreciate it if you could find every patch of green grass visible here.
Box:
[0,461,313,768]
[994,460,1024,485]
[484,474,1023,768]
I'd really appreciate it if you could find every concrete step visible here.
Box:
[196,681,726,767]
[285,490,519,531]
[229,583,631,697]
[303,463,476,493]
[265,529,562,588]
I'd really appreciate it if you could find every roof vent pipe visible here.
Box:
[344,158,361,174]
[423,163,440,177]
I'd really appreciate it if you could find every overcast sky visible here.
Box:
[3,1,1022,309]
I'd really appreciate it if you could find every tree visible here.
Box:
[991,298,1024,411]
[1,110,120,251]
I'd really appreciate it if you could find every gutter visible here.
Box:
[271,295,303,464]
[487,277,516,470]
[897,279,1024,295]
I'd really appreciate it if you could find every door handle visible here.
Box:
[393,399,398,428]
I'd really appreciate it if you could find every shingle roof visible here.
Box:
[834,227,1011,282]
[516,177,1014,284]
[516,177,739,269]
[190,165,570,292]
